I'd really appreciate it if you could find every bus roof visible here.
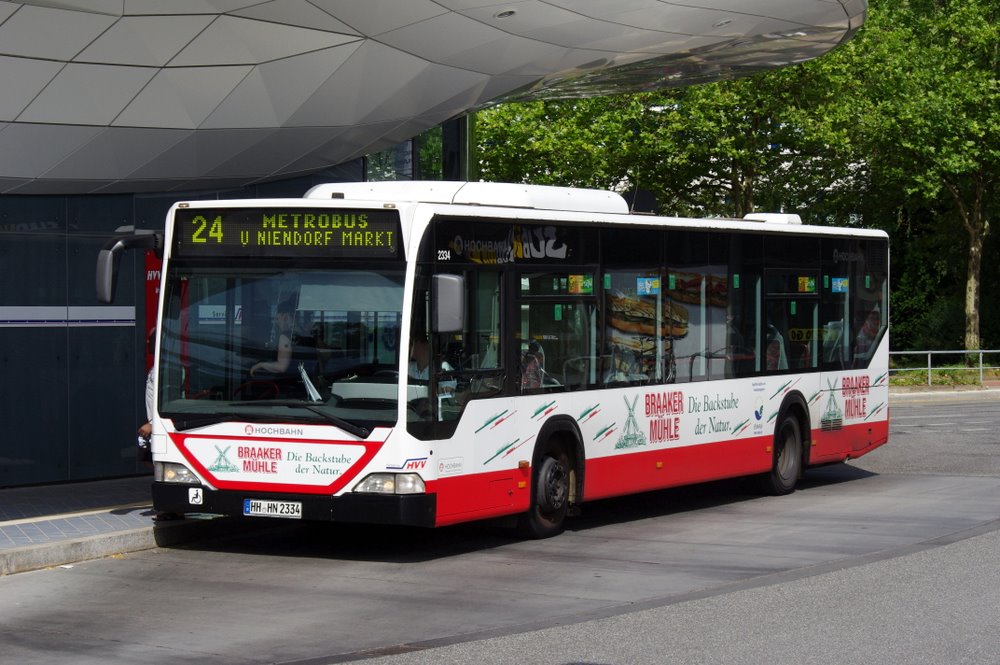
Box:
[304,181,630,215]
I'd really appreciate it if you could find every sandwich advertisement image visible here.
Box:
[605,267,729,383]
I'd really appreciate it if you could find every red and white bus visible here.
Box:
[98,182,889,537]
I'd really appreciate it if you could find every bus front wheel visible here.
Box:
[519,448,571,539]
[760,415,803,495]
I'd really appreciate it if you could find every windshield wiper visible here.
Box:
[228,400,370,439]
[296,404,370,439]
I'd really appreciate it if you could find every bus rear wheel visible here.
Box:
[519,448,571,539]
[760,415,803,495]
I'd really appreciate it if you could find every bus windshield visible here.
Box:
[158,264,405,431]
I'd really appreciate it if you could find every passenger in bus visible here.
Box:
[765,323,788,371]
[303,322,334,389]
[520,340,544,390]
[408,333,454,381]
[529,340,545,369]
[726,314,744,351]
[408,334,457,418]
[854,306,881,356]
[724,314,754,377]
[250,298,295,377]
[602,344,633,384]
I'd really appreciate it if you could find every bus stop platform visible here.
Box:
[0,475,235,576]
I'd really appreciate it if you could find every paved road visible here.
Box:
[855,390,1000,476]
[1,392,998,664]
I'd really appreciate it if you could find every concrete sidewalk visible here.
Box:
[0,475,233,576]
[2,386,998,576]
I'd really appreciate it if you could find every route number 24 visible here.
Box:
[191,215,224,243]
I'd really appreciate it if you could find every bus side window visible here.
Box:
[466,271,501,372]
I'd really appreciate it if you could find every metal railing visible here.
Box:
[889,349,1000,386]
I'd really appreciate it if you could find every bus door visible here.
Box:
[820,237,889,453]
[408,269,506,426]
[763,285,819,372]
[515,271,598,395]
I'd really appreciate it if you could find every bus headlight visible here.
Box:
[154,462,199,484]
[353,473,426,495]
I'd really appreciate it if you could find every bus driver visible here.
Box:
[251,298,296,377]
[408,333,453,380]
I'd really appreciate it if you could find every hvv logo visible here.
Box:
[387,457,428,471]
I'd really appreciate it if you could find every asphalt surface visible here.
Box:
[350,528,1000,665]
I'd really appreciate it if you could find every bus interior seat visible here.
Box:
[823,320,844,363]
[765,324,788,371]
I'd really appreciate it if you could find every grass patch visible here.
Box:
[889,365,1000,386]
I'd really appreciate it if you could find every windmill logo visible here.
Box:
[820,379,844,431]
[208,445,239,473]
[615,395,648,450]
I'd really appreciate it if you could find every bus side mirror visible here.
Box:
[432,274,464,333]
[96,232,162,303]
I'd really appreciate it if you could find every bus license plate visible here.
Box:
[243,498,302,519]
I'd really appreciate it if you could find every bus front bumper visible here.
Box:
[152,482,437,527]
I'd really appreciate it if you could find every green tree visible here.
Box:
[847,0,1000,352]
[662,70,862,221]
[475,96,654,192]
[476,63,863,222]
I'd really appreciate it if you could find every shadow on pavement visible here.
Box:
[173,462,879,565]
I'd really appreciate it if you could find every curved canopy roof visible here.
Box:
[0,0,865,195]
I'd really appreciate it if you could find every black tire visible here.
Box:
[760,415,803,495]
[519,448,571,538]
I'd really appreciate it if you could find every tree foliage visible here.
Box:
[852,0,1000,351]
[474,0,1000,350]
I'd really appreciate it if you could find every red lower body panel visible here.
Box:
[583,435,773,501]
[431,419,889,527]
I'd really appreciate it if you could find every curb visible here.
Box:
[0,516,246,576]
[889,388,1000,402]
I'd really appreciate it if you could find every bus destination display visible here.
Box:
[173,208,401,258]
